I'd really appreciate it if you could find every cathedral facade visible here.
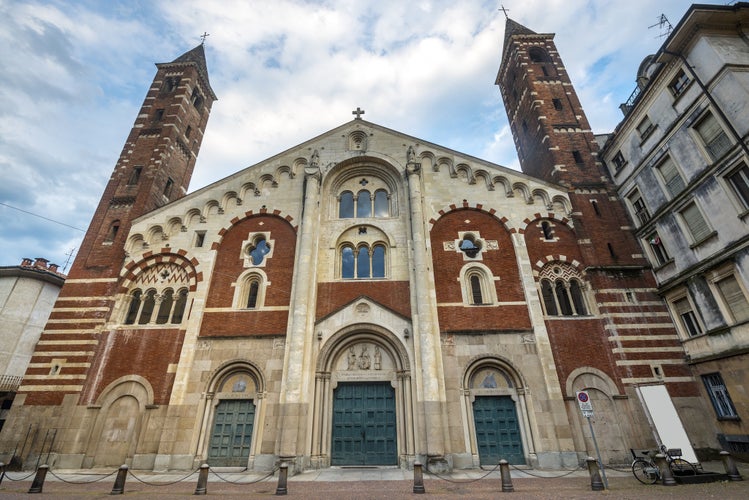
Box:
[0,16,720,472]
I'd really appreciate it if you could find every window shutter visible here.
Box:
[682,203,711,242]
[659,158,685,197]
[716,276,749,322]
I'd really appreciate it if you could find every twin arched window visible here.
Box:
[341,244,386,279]
[540,277,587,316]
[339,189,389,218]
[125,287,188,325]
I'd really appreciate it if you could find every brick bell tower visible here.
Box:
[496,18,642,268]
[15,44,216,405]
[496,16,708,453]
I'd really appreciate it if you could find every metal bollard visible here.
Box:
[0,461,5,486]
[28,464,49,494]
[194,463,210,495]
[654,454,676,486]
[585,457,604,491]
[720,451,743,481]
[110,464,129,495]
[275,462,288,495]
[499,459,514,492]
[413,461,425,494]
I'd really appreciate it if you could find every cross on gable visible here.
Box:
[352,107,365,119]
[200,32,210,44]
[499,5,510,19]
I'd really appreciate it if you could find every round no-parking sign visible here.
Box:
[576,390,593,411]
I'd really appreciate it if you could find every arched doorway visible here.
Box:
[312,325,413,468]
[566,369,629,464]
[85,377,153,468]
[463,359,531,466]
[201,362,264,467]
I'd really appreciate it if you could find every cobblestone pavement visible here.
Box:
[1,463,748,499]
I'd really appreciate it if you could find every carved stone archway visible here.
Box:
[311,324,414,468]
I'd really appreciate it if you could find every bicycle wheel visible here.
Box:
[632,459,658,484]
[669,458,697,476]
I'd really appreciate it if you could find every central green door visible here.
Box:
[331,382,397,465]
[208,399,255,466]
[473,395,525,465]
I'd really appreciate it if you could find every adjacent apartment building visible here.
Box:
[601,2,749,460]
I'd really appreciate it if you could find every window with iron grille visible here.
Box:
[702,373,738,419]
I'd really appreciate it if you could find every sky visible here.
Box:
[0,0,701,271]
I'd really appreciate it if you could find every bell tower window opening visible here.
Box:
[541,221,553,240]
[247,280,260,308]
[127,166,142,186]
[470,275,483,304]
[164,178,174,198]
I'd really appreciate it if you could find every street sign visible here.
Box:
[576,390,593,411]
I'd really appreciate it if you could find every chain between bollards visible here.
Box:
[275,462,288,495]
[194,463,210,495]
[413,461,425,494]
[28,464,49,494]
[110,464,129,494]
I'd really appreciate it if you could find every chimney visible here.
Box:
[34,257,49,269]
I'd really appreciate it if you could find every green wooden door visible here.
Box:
[331,382,397,465]
[208,399,255,466]
[473,396,525,465]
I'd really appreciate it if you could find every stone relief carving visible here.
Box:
[343,343,384,371]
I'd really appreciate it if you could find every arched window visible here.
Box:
[372,245,385,278]
[470,275,484,304]
[356,190,372,217]
[105,220,120,243]
[125,290,142,325]
[172,288,188,323]
[541,280,557,315]
[541,221,553,240]
[529,47,550,63]
[339,191,354,218]
[461,266,496,306]
[247,280,260,308]
[156,288,174,324]
[570,280,587,315]
[555,280,572,315]
[139,289,157,325]
[357,246,370,278]
[374,190,389,217]
[539,267,589,317]
[340,243,387,279]
[341,246,355,278]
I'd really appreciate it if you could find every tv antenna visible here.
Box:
[649,14,673,39]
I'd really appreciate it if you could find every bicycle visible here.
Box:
[631,445,697,484]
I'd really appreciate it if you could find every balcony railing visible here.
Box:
[0,374,23,392]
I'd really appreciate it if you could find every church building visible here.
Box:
[0,15,720,472]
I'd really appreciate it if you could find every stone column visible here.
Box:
[405,156,448,469]
[277,155,322,466]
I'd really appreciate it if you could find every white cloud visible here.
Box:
[0,0,699,268]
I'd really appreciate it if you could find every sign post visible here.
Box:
[576,391,608,489]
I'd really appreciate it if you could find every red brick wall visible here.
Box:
[200,214,296,337]
[316,281,411,320]
[430,208,530,332]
